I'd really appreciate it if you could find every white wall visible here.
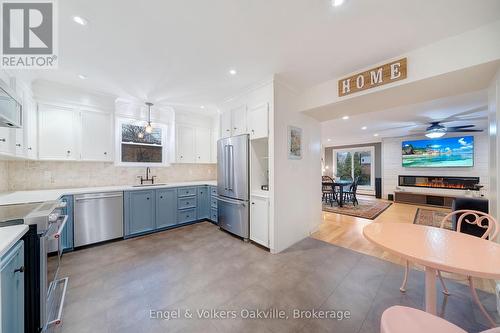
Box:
[273,80,322,253]
[299,19,500,112]
[382,133,489,199]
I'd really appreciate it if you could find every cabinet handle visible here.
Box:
[28,147,32,150]
[67,150,71,154]
[186,202,190,205]
[146,197,150,200]
[0,138,5,142]
[233,127,237,130]
[14,266,24,274]
[160,196,163,199]
[16,143,21,147]
[226,129,230,132]
[251,202,255,205]
[104,152,107,155]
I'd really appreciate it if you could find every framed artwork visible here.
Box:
[288,126,302,160]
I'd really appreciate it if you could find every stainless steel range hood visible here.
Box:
[0,79,22,128]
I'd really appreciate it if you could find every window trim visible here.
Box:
[332,146,375,191]
[115,117,170,167]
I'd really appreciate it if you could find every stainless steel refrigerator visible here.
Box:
[217,134,249,239]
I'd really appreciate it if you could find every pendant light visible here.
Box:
[145,102,153,134]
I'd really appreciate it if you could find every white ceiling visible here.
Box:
[321,90,489,146]
[15,0,500,112]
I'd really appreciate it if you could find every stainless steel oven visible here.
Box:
[25,200,69,331]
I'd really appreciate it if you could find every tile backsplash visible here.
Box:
[0,161,8,192]
[6,161,216,191]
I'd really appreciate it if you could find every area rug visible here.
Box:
[322,199,392,220]
[413,208,453,230]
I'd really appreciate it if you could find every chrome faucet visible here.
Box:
[138,167,156,185]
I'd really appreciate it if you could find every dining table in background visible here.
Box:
[363,222,500,316]
[322,179,353,207]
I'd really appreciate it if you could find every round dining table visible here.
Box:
[363,222,500,315]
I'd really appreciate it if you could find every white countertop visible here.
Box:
[0,225,28,258]
[0,180,217,206]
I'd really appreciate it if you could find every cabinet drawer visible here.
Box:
[210,186,217,195]
[177,187,197,197]
[210,208,218,222]
[178,196,197,210]
[210,197,218,209]
[177,209,197,224]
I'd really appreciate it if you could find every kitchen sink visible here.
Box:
[132,183,168,187]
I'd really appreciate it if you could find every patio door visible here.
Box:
[333,146,375,193]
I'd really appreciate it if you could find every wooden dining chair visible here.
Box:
[322,176,334,203]
[399,210,499,328]
[343,176,359,206]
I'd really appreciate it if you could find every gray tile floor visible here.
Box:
[58,222,499,333]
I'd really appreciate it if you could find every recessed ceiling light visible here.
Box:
[72,16,88,26]
[332,0,345,7]
[200,105,205,109]
[327,139,331,142]
[361,126,367,130]
[229,69,237,76]
[77,74,87,80]
[342,116,349,120]
[374,133,379,137]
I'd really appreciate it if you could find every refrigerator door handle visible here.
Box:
[223,144,228,190]
[215,195,246,207]
[228,145,234,191]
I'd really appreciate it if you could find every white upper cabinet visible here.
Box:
[220,111,232,138]
[38,104,79,160]
[248,103,269,140]
[176,124,196,163]
[80,110,113,161]
[219,83,271,140]
[231,105,247,136]
[24,97,37,159]
[195,127,211,163]
[0,127,13,154]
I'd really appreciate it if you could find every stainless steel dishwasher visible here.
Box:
[74,192,124,247]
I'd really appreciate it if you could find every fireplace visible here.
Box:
[398,175,480,191]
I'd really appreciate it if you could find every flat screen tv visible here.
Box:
[402,136,474,168]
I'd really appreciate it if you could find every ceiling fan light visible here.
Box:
[145,123,153,134]
[425,131,446,139]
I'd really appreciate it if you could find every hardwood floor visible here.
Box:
[312,195,497,293]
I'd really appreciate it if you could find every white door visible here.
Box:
[220,111,232,138]
[176,125,195,163]
[195,127,211,163]
[231,105,247,136]
[81,110,113,161]
[38,105,78,160]
[248,103,268,140]
[250,195,269,247]
[24,98,38,159]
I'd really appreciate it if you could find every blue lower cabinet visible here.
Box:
[124,190,156,237]
[177,208,197,224]
[156,188,177,229]
[1,240,24,333]
[61,195,74,252]
[197,186,210,219]
[210,208,218,224]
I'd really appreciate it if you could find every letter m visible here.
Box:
[370,68,383,85]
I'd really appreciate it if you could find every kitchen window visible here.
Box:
[116,119,168,166]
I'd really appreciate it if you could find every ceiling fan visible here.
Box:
[417,121,483,139]
[408,107,486,139]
